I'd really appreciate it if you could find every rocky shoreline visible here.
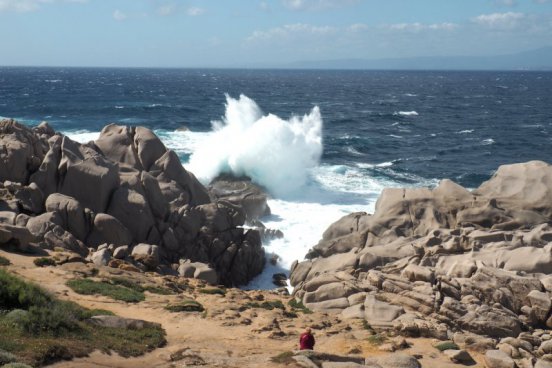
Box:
[2,118,552,367]
[0,119,265,286]
[290,160,552,367]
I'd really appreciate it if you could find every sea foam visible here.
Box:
[188,94,323,197]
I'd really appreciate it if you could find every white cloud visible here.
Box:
[282,0,358,11]
[187,6,204,16]
[385,22,458,32]
[247,23,337,42]
[113,9,127,21]
[347,23,368,32]
[472,12,525,29]
[0,0,86,12]
[157,4,177,16]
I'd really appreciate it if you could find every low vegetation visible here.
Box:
[366,333,387,346]
[0,256,10,266]
[33,257,56,267]
[244,300,286,311]
[165,299,204,313]
[433,341,460,351]
[288,298,313,314]
[109,276,174,295]
[66,279,145,303]
[0,269,166,367]
[198,287,226,296]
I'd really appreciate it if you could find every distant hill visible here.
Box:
[287,46,552,71]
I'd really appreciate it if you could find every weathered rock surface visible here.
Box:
[290,160,552,363]
[0,119,265,286]
[87,315,160,330]
[208,174,270,221]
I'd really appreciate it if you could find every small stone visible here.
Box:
[443,349,472,364]
[113,245,129,259]
[378,343,396,352]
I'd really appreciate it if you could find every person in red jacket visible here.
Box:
[299,327,315,350]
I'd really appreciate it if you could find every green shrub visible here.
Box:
[245,300,285,311]
[2,363,33,368]
[67,279,145,303]
[22,303,80,335]
[367,334,387,346]
[0,349,17,365]
[109,277,173,295]
[0,269,51,310]
[362,320,374,332]
[3,310,29,326]
[0,271,166,367]
[288,299,313,314]
[165,300,204,312]
[283,310,298,318]
[144,286,174,295]
[198,287,226,296]
[434,341,460,351]
[33,257,56,267]
[0,256,10,267]
[83,309,115,317]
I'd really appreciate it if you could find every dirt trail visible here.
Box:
[0,249,485,367]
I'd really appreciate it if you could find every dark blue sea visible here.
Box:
[1,67,551,287]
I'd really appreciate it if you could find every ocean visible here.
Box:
[1,67,552,288]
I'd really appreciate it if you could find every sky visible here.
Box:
[0,0,551,67]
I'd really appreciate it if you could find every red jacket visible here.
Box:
[299,332,315,350]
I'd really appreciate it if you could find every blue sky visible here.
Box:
[1,0,551,67]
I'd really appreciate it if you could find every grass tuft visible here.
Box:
[0,256,10,266]
[165,300,204,313]
[434,341,460,351]
[244,300,286,311]
[367,334,387,346]
[288,299,313,314]
[198,287,226,296]
[0,349,18,365]
[33,257,56,267]
[2,363,34,368]
[67,279,145,303]
[109,277,174,295]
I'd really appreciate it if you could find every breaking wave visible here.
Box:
[188,94,323,197]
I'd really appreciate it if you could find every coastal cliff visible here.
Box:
[290,159,552,366]
[0,119,265,286]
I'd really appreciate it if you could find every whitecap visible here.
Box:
[394,111,419,116]
[457,129,474,134]
[65,130,100,143]
[482,138,495,145]
[346,146,364,156]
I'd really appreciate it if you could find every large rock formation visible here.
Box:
[0,119,265,286]
[291,160,552,365]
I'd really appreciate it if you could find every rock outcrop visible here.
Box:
[291,160,552,365]
[0,119,265,286]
